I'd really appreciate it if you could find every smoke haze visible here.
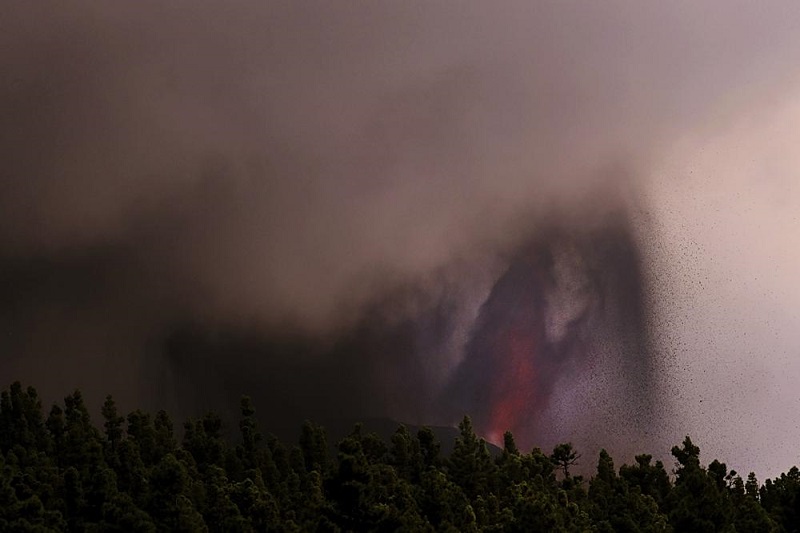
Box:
[3,1,800,477]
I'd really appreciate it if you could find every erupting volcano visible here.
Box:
[446,209,656,449]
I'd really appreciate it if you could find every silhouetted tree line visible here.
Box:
[0,381,796,531]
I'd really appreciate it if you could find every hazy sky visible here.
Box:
[2,1,800,478]
[645,87,800,478]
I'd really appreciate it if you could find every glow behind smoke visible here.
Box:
[446,210,656,451]
[487,328,541,445]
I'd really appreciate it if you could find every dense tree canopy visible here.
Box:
[0,382,795,531]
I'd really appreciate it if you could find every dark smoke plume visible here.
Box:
[150,194,662,456]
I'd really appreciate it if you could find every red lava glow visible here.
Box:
[486,326,542,445]
[478,259,553,446]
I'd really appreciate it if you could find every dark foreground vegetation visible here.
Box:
[0,382,797,532]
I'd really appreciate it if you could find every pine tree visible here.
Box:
[449,416,496,501]
[666,436,730,532]
[102,396,125,460]
[298,420,329,475]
